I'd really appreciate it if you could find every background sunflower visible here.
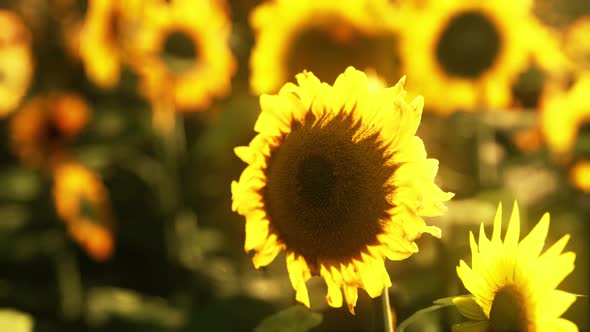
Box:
[0,0,588,331]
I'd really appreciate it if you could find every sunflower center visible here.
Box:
[45,116,66,143]
[286,19,399,85]
[106,9,123,46]
[435,11,501,78]
[262,110,396,267]
[297,156,336,208]
[488,284,529,332]
[162,30,198,75]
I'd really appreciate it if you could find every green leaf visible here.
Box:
[255,305,322,332]
[0,309,34,332]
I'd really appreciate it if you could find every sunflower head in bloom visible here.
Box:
[398,0,561,114]
[0,10,34,117]
[540,73,590,158]
[79,0,147,88]
[130,0,236,111]
[249,0,398,95]
[232,67,453,313]
[53,162,115,261]
[453,202,578,331]
[10,93,91,170]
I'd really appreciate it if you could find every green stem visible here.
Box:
[382,287,394,332]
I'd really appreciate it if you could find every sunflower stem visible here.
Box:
[382,287,394,332]
[153,98,186,263]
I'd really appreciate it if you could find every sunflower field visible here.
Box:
[0,0,589,331]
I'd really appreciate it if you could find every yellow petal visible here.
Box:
[504,201,521,247]
[491,203,503,245]
[234,146,254,164]
[535,290,577,320]
[343,285,359,315]
[244,211,270,252]
[545,318,579,332]
[321,266,343,308]
[252,235,283,269]
[286,252,311,308]
[518,212,550,260]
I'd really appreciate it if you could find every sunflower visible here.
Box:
[569,160,590,193]
[453,202,578,331]
[249,0,399,95]
[540,72,590,158]
[397,0,562,114]
[10,93,91,170]
[232,67,453,313]
[563,17,590,72]
[79,0,147,88]
[131,0,236,111]
[53,162,115,261]
[0,10,34,117]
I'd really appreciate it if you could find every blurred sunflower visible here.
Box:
[249,0,398,94]
[53,162,115,262]
[10,93,91,170]
[131,0,236,111]
[398,0,560,114]
[0,10,34,117]
[232,67,453,313]
[540,73,590,158]
[563,17,590,71]
[79,0,146,88]
[453,202,578,332]
[569,160,590,193]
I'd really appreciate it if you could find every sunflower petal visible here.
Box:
[286,252,312,308]
[321,266,343,308]
[491,202,503,244]
[504,201,521,247]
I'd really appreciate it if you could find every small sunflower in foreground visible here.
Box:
[131,0,236,111]
[79,0,147,88]
[10,94,91,170]
[540,72,590,158]
[232,67,453,313]
[0,10,34,117]
[53,162,115,262]
[398,0,561,114]
[453,202,578,331]
[249,0,398,94]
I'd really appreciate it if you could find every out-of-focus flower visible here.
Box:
[249,0,398,94]
[49,0,89,59]
[79,0,147,88]
[569,161,590,193]
[131,0,236,111]
[10,93,91,170]
[563,17,590,72]
[231,67,453,313]
[53,162,115,262]
[398,0,564,114]
[0,10,34,117]
[540,73,590,158]
[453,202,578,332]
